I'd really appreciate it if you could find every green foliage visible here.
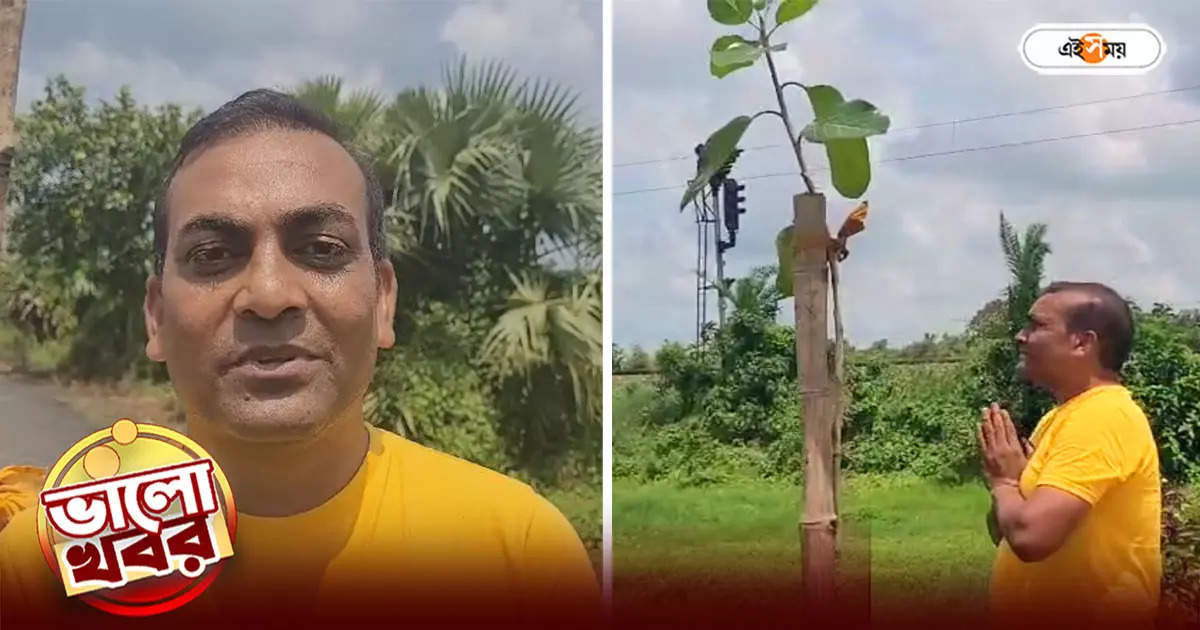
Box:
[625,345,652,371]
[801,85,879,198]
[964,213,1055,434]
[998,213,1051,337]
[5,77,199,380]
[799,98,890,143]
[297,64,598,486]
[1162,484,1200,622]
[774,225,794,296]
[483,272,602,426]
[679,115,752,209]
[366,304,507,472]
[844,357,978,482]
[487,272,602,485]
[708,0,754,25]
[617,268,803,485]
[775,0,817,25]
[1125,307,1200,484]
[710,35,763,78]
[290,75,385,150]
[693,3,887,203]
[623,229,1200,488]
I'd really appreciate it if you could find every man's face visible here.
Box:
[1014,291,1090,387]
[145,129,396,442]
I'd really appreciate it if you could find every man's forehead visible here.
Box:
[1034,290,1088,319]
[166,129,368,229]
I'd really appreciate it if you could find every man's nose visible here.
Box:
[232,244,306,320]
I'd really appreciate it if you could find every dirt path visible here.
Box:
[0,373,96,468]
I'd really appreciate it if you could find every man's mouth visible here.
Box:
[227,345,321,378]
[249,357,297,368]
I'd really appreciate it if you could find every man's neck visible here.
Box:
[1051,371,1120,405]
[187,415,370,518]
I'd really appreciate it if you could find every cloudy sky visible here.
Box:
[614,0,1200,351]
[15,0,601,119]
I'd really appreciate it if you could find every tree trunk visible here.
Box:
[793,193,837,612]
[0,0,27,253]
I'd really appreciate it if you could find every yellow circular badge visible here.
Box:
[35,419,237,617]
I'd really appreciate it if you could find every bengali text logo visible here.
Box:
[35,419,236,616]
[1020,24,1164,75]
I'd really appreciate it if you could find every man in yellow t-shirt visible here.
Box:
[0,90,599,626]
[979,282,1160,625]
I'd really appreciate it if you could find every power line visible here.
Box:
[613,117,1200,197]
[613,84,1200,169]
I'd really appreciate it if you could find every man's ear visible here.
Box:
[375,260,397,349]
[145,275,166,362]
[1074,329,1100,359]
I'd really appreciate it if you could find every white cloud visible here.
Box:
[46,41,229,109]
[441,0,597,69]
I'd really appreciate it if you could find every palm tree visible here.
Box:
[483,271,601,425]
[290,75,385,152]
[998,212,1051,335]
[717,266,782,321]
[994,212,1055,432]
[299,62,602,477]
[380,59,600,268]
[378,60,603,461]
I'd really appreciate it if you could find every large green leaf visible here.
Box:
[679,115,753,210]
[802,84,842,119]
[802,85,872,199]
[775,225,794,297]
[710,35,763,78]
[708,0,754,25]
[800,99,890,142]
[776,0,817,26]
[825,138,871,199]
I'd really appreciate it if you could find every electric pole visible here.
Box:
[712,182,726,328]
[0,0,28,254]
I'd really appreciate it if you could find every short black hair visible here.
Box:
[153,89,385,274]
[1042,281,1135,372]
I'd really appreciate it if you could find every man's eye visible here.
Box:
[189,246,234,270]
[297,239,350,265]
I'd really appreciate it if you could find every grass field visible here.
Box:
[614,475,996,614]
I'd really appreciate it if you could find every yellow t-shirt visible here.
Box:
[0,425,600,625]
[989,384,1162,623]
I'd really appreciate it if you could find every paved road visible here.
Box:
[0,374,94,469]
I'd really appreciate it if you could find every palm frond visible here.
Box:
[482,271,601,424]
[998,212,1022,279]
[292,75,344,117]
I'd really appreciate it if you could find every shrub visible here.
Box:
[844,358,978,482]
[1125,313,1200,484]
[367,304,509,473]
[1162,484,1200,624]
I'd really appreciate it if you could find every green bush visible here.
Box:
[367,304,509,472]
[762,388,805,481]
[5,78,198,381]
[1162,484,1200,623]
[844,358,978,482]
[1125,311,1200,484]
[623,261,1200,488]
